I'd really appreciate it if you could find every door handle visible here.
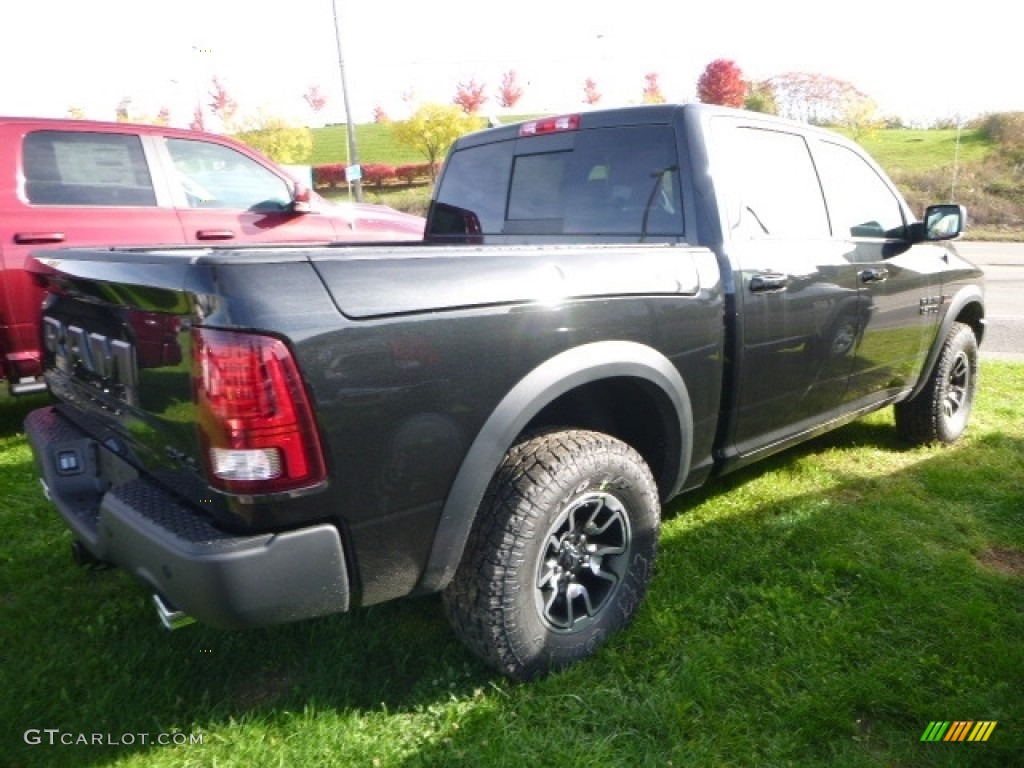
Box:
[196,229,235,241]
[749,272,789,292]
[860,267,889,284]
[14,232,66,244]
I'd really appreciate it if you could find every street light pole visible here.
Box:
[331,0,363,202]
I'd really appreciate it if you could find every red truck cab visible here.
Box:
[0,116,424,394]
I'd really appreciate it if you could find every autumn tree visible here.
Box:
[696,59,746,107]
[498,70,524,109]
[233,113,313,164]
[372,105,390,124]
[189,105,206,132]
[392,103,482,182]
[583,78,601,105]
[453,78,487,114]
[303,84,327,113]
[767,72,867,125]
[838,91,883,140]
[115,97,132,123]
[114,98,171,126]
[208,76,239,129]
[642,73,665,104]
[980,112,1024,165]
[744,80,778,115]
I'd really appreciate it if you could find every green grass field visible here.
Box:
[311,122,426,166]
[857,128,993,174]
[311,120,991,172]
[3,361,1022,767]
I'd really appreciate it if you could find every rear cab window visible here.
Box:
[22,131,156,207]
[430,125,684,241]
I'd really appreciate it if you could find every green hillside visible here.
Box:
[310,114,544,166]
[314,121,993,171]
[311,122,425,166]
[857,128,992,172]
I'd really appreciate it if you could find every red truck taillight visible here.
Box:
[192,328,326,496]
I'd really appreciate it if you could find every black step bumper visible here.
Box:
[24,406,350,629]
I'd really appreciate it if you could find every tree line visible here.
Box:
[80,62,1023,200]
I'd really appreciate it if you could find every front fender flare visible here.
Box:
[908,285,985,401]
[417,340,692,594]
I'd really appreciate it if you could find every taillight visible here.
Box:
[519,114,581,137]
[192,328,326,496]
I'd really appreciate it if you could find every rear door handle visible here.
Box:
[196,229,235,241]
[14,232,66,244]
[749,272,789,292]
[860,267,889,284]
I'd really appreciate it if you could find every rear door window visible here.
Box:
[23,131,156,207]
[716,126,830,239]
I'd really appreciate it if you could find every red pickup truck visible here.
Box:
[0,116,425,394]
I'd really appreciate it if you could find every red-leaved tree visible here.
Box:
[208,77,238,128]
[372,105,390,123]
[303,84,327,113]
[583,78,601,105]
[697,59,746,107]
[189,104,206,132]
[498,70,523,109]
[453,78,487,114]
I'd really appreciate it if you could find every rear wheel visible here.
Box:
[895,321,978,444]
[443,429,660,680]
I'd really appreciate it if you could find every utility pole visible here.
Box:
[331,0,363,202]
[951,113,963,202]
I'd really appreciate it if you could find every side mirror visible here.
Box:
[291,182,313,214]
[921,203,966,241]
[425,202,482,243]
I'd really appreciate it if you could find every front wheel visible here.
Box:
[442,429,660,680]
[895,321,978,444]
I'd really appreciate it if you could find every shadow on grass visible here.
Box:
[0,391,52,438]
[4,421,1022,766]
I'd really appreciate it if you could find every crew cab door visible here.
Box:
[715,122,860,457]
[161,137,337,245]
[810,139,940,406]
[2,128,185,387]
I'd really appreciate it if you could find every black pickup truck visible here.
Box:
[25,104,984,680]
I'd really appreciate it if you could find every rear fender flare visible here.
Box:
[417,340,692,593]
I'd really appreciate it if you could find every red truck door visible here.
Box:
[1,127,186,390]
[161,137,337,245]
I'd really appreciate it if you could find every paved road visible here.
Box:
[955,242,1024,362]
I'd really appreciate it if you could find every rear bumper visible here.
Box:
[25,406,351,628]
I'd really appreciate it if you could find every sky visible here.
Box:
[2,0,1019,129]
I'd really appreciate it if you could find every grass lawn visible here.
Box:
[857,128,992,174]
[2,362,1022,767]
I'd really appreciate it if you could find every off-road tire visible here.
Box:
[442,429,660,681]
[895,321,978,444]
